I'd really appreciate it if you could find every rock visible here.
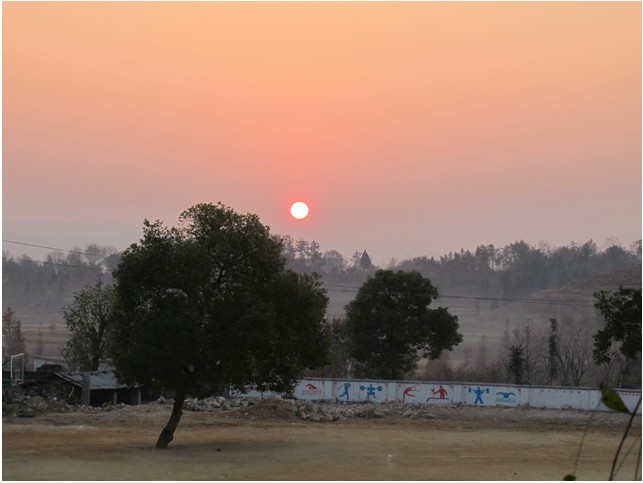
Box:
[15,404,35,418]
[319,410,335,422]
[360,407,385,418]
[183,399,199,411]
[157,396,166,404]
[48,400,71,412]
[25,396,48,411]
[221,400,232,411]
[3,403,16,417]
[561,404,572,410]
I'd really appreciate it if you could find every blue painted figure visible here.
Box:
[337,382,351,400]
[468,386,490,405]
[495,391,517,403]
[359,383,383,398]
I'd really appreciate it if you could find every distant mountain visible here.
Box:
[3,219,141,259]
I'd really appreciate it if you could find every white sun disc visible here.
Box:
[290,202,309,220]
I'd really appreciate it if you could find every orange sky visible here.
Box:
[3,2,641,263]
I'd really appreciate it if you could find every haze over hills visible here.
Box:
[3,226,640,374]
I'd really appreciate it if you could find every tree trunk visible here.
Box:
[155,386,187,449]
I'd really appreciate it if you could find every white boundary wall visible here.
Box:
[239,379,642,414]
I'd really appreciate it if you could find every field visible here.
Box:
[3,400,641,481]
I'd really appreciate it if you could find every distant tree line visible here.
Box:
[277,237,640,297]
[2,244,118,309]
[3,237,639,312]
[394,240,641,298]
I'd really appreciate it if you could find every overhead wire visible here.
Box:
[321,282,596,308]
[3,239,100,256]
[3,240,108,271]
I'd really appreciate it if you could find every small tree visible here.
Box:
[62,281,116,371]
[556,324,593,387]
[506,344,526,385]
[593,286,642,364]
[311,317,352,378]
[547,318,559,385]
[2,307,27,359]
[345,269,462,380]
[111,203,329,448]
[359,250,372,270]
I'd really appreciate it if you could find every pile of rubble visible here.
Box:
[3,394,72,418]
[178,396,444,422]
[2,388,454,421]
[3,392,635,428]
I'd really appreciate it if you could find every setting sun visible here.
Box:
[290,202,309,220]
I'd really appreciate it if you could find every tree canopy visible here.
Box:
[345,269,462,380]
[110,203,328,448]
[62,281,115,371]
[592,285,642,364]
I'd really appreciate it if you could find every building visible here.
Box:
[55,371,141,406]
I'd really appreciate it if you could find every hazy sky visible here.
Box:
[3,2,641,265]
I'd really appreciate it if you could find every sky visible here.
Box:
[3,2,641,266]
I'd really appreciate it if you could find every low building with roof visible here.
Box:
[55,370,141,407]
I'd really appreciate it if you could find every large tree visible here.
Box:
[593,285,642,364]
[62,281,115,371]
[110,203,328,448]
[345,269,462,380]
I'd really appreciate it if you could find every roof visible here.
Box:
[54,371,137,390]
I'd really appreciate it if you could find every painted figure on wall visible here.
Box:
[402,385,418,403]
[337,382,351,400]
[427,385,448,401]
[360,383,383,399]
[469,386,490,405]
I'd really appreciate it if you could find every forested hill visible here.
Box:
[2,238,641,314]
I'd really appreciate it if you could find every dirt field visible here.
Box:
[3,401,641,481]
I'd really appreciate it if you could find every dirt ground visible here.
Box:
[3,401,641,481]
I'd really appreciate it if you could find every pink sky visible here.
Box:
[3,2,641,264]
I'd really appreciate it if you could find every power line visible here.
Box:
[321,282,596,308]
[3,239,94,256]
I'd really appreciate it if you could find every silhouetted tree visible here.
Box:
[506,344,526,384]
[346,270,462,380]
[359,250,372,270]
[111,203,328,449]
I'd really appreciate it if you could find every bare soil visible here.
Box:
[3,401,641,481]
